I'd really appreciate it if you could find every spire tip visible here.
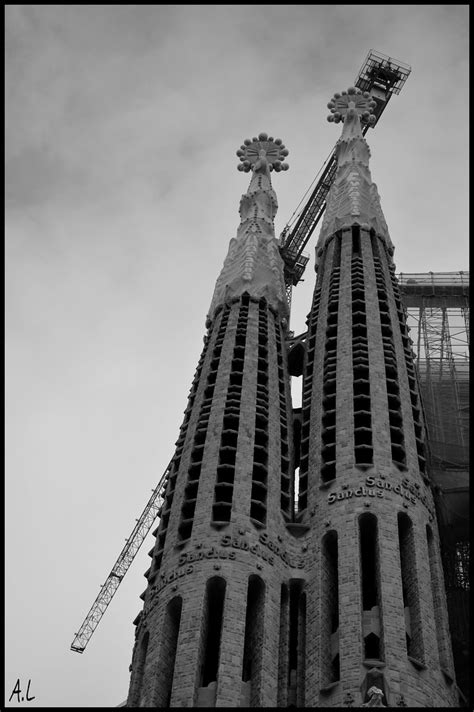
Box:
[236,135,289,173]
[327,87,376,125]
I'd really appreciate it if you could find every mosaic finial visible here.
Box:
[236,132,289,172]
[327,86,377,125]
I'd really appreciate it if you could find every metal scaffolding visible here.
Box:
[398,271,469,704]
[398,272,469,469]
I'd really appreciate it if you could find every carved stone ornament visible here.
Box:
[317,87,394,257]
[236,133,289,173]
[360,668,389,707]
[362,686,386,707]
[327,86,377,126]
[207,134,290,326]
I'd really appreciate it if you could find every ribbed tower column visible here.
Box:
[304,88,457,707]
[126,135,307,708]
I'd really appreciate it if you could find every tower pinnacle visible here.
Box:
[316,87,394,257]
[207,134,290,327]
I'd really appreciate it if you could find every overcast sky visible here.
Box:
[5,5,469,708]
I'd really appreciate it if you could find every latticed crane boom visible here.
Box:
[70,49,411,654]
[70,460,173,653]
[280,49,411,295]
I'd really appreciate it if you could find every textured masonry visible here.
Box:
[126,110,457,707]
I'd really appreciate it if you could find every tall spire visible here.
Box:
[316,86,394,256]
[206,133,290,327]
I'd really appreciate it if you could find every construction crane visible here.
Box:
[70,49,411,654]
[280,49,411,305]
[70,460,173,653]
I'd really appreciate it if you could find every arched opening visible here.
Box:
[426,525,450,672]
[287,580,306,707]
[398,513,424,665]
[195,577,226,706]
[321,530,339,687]
[241,575,265,706]
[154,597,183,707]
[359,513,384,662]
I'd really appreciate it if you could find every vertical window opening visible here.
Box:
[201,577,226,686]
[250,301,269,528]
[351,239,373,468]
[352,225,361,255]
[370,235,407,469]
[320,236,341,484]
[398,513,424,664]
[277,584,289,707]
[291,413,302,519]
[297,593,306,707]
[154,597,183,707]
[212,298,249,526]
[177,306,230,542]
[426,525,450,672]
[241,576,265,706]
[322,531,340,686]
[195,577,226,707]
[287,580,305,706]
[288,587,298,699]
[158,314,222,560]
[299,278,322,508]
[293,467,300,517]
[382,248,425,474]
[359,514,383,661]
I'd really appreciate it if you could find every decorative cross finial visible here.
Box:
[327,86,377,125]
[236,132,289,172]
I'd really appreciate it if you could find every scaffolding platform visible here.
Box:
[398,271,469,308]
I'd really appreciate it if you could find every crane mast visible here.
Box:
[70,49,411,654]
[280,49,411,302]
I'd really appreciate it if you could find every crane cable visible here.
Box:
[283,145,335,232]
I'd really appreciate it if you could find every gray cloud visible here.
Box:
[5,4,468,707]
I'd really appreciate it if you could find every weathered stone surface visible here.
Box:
[126,116,457,707]
[207,139,289,325]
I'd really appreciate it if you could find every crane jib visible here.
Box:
[280,52,411,289]
[70,459,173,653]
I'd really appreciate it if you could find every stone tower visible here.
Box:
[127,134,309,707]
[126,95,458,707]
[300,87,457,707]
